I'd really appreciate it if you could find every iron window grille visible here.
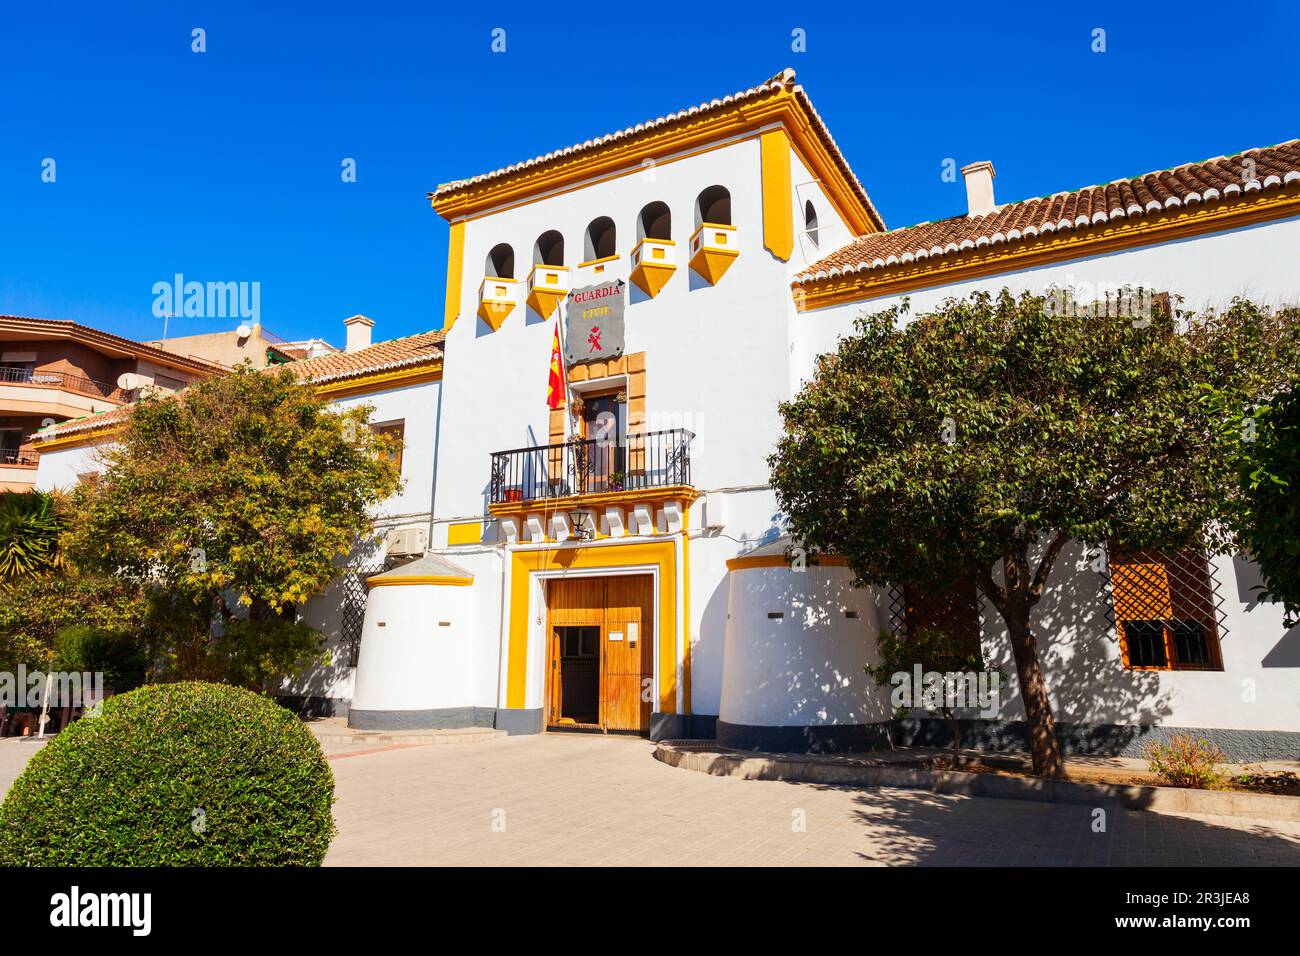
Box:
[1101,545,1227,671]
[340,559,385,667]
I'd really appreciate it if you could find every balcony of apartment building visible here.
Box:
[0,357,129,491]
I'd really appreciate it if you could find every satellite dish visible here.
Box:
[117,372,142,391]
[235,324,252,339]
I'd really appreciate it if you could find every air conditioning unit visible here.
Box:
[385,526,427,558]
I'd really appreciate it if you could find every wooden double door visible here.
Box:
[546,575,654,734]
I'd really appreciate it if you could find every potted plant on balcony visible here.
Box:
[606,470,626,492]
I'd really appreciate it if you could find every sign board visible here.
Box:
[565,279,625,366]
[608,631,623,642]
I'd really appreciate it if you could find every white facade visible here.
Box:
[347,76,1300,759]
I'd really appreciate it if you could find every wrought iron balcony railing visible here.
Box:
[489,428,693,506]
[0,450,38,467]
[0,365,123,401]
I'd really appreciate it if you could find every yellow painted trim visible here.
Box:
[578,254,620,269]
[726,553,849,571]
[488,485,698,520]
[369,574,474,588]
[313,363,443,398]
[760,128,794,262]
[443,219,466,330]
[446,520,484,546]
[430,89,882,236]
[33,362,444,448]
[506,539,685,715]
[632,238,677,247]
[28,424,124,452]
[698,222,736,232]
[795,186,1300,311]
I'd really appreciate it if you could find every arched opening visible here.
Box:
[804,200,819,248]
[695,185,731,228]
[637,202,671,242]
[533,230,565,267]
[584,217,617,261]
[486,243,515,279]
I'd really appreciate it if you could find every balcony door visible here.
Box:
[580,390,626,493]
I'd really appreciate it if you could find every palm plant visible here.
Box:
[0,491,63,579]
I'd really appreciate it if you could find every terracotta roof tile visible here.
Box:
[430,68,886,232]
[33,329,446,443]
[795,138,1300,284]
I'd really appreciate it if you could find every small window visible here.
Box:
[1110,548,1223,671]
[486,243,515,279]
[804,200,819,248]
[695,185,731,227]
[637,201,671,241]
[371,420,405,474]
[153,374,186,393]
[533,230,564,267]
[584,217,616,261]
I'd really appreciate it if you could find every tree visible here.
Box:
[63,366,402,685]
[1213,387,1300,624]
[0,490,63,578]
[0,571,147,673]
[770,290,1299,776]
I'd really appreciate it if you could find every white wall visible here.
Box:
[719,563,887,728]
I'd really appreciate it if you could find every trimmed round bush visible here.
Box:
[0,681,335,866]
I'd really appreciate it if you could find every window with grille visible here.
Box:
[1106,547,1225,671]
[889,578,982,653]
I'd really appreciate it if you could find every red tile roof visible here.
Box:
[431,68,886,232]
[33,329,446,443]
[794,139,1300,284]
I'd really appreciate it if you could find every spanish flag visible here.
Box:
[546,318,565,409]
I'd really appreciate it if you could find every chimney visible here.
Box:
[961,161,997,218]
[344,314,374,353]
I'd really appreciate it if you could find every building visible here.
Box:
[0,315,223,491]
[345,69,1299,760]
[145,322,342,369]
[31,316,444,713]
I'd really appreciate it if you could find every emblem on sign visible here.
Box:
[565,279,625,366]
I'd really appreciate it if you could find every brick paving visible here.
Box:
[323,733,1300,866]
[3,733,1297,866]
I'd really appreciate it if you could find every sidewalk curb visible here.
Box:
[653,742,1300,821]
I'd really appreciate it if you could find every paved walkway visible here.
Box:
[323,733,1300,866]
[3,733,1298,865]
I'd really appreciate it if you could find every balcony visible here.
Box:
[526,264,570,320]
[688,223,738,285]
[0,366,127,419]
[629,239,676,298]
[0,449,40,492]
[477,277,522,330]
[489,428,694,507]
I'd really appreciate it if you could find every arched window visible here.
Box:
[533,230,565,267]
[695,185,731,228]
[584,217,616,261]
[637,201,671,242]
[804,200,819,248]
[486,243,515,279]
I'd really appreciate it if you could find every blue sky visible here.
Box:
[2,1,1298,347]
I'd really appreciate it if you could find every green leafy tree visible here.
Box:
[1211,387,1300,624]
[771,290,1298,776]
[0,490,63,578]
[63,366,403,683]
[0,571,148,673]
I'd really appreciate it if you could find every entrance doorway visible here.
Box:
[546,575,654,734]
